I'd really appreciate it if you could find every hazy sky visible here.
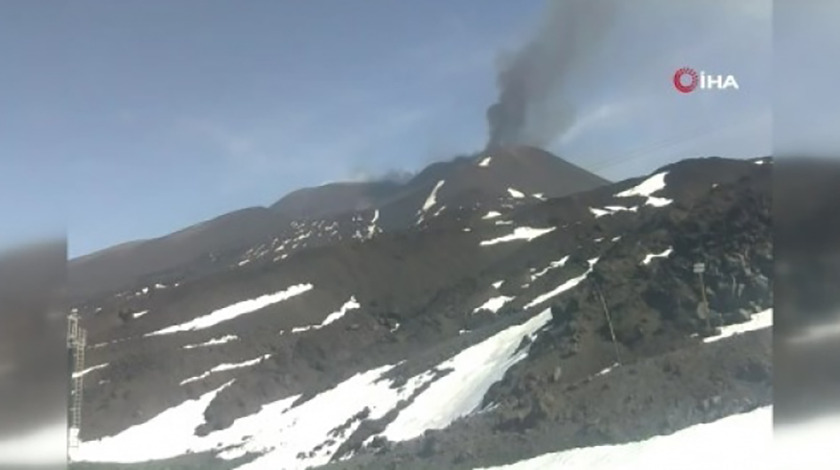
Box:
[0,1,774,258]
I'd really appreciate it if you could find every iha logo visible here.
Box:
[673,67,739,93]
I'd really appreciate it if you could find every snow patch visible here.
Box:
[590,206,638,218]
[507,188,526,199]
[597,363,619,376]
[615,172,673,207]
[146,284,314,336]
[480,227,555,246]
[482,211,502,220]
[641,247,673,265]
[132,310,149,319]
[704,309,772,343]
[421,180,445,212]
[492,280,505,289]
[474,296,514,314]
[366,210,380,238]
[478,156,492,167]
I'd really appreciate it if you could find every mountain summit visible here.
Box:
[69,147,608,300]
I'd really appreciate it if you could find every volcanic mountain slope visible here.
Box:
[68,155,772,470]
[69,146,608,303]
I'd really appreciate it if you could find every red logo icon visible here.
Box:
[673,67,699,93]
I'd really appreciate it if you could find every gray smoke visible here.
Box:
[486,0,618,149]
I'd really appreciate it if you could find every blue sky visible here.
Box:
[0,1,774,258]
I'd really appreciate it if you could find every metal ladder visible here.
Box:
[67,314,86,451]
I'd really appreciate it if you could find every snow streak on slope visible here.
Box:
[483,211,502,220]
[474,406,772,470]
[146,284,313,336]
[474,296,514,314]
[478,156,492,167]
[380,308,554,442]
[291,297,361,333]
[641,247,673,265]
[183,335,238,349]
[530,256,570,281]
[422,180,445,212]
[615,172,673,207]
[367,210,380,238]
[589,206,638,218]
[180,354,272,385]
[703,309,772,343]
[526,258,598,309]
[480,227,555,246]
[73,363,108,379]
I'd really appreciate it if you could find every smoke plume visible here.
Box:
[486,0,618,150]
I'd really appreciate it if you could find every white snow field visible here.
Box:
[72,308,557,469]
[615,171,673,208]
[146,283,313,336]
[379,308,553,442]
[473,406,772,470]
[480,227,556,246]
[703,308,772,343]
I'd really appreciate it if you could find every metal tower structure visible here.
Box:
[67,312,86,452]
